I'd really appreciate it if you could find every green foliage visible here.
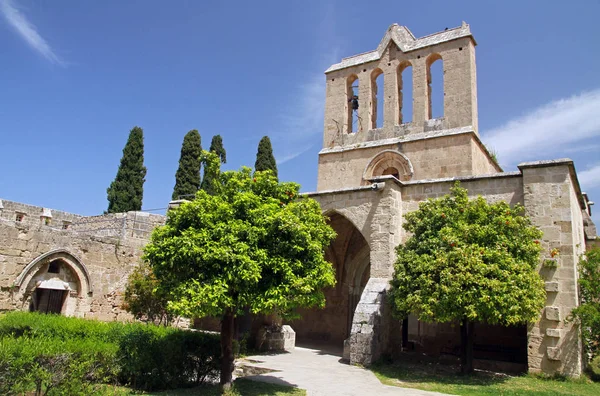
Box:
[200,134,227,195]
[145,153,336,320]
[590,354,600,381]
[106,126,147,213]
[569,248,600,362]
[390,182,545,325]
[209,134,226,164]
[123,261,173,325]
[485,145,499,165]
[254,136,278,179]
[172,130,203,200]
[0,312,220,393]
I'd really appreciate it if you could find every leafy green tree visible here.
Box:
[200,135,227,195]
[389,182,545,374]
[172,130,202,200]
[144,151,336,388]
[106,126,147,213]
[569,248,600,361]
[254,136,277,179]
[122,261,173,325]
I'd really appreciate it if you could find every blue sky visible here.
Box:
[1,0,599,224]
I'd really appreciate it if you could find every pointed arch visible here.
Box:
[363,150,414,182]
[346,74,360,133]
[292,209,371,344]
[426,53,444,119]
[323,209,371,249]
[14,249,93,297]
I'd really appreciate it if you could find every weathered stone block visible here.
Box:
[255,325,295,352]
[546,346,561,361]
[546,306,560,321]
[545,282,559,292]
[546,328,561,338]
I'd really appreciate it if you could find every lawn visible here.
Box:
[371,360,600,396]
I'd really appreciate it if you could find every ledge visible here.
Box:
[303,183,384,198]
[319,126,475,155]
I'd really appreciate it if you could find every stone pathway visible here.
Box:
[240,344,449,396]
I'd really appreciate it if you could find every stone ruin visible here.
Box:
[0,22,597,376]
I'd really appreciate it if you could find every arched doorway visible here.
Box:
[13,249,93,317]
[289,212,370,348]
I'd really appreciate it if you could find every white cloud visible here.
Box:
[579,164,600,190]
[484,89,600,166]
[276,145,314,165]
[0,0,65,66]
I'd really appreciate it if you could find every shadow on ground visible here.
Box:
[371,353,513,388]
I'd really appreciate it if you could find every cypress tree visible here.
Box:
[254,136,277,179]
[172,130,202,200]
[106,126,147,213]
[201,135,226,194]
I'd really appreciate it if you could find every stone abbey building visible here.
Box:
[0,22,597,376]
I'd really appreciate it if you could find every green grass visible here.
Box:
[371,360,600,396]
[95,379,305,395]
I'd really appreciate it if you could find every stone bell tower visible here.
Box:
[317,22,500,191]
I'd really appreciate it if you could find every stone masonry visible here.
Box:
[0,22,597,377]
[291,22,597,376]
[0,199,164,320]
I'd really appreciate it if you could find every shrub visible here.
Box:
[0,312,220,393]
[590,354,600,381]
[569,248,600,362]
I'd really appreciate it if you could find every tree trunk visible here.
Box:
[402,317,409,350]
[460,318,475,374]
[220,310,235,389]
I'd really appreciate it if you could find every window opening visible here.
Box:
[48,261,60,274]
[427,55,444,119]
[347,75,361,133]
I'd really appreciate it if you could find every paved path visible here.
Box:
[241,345,449,396]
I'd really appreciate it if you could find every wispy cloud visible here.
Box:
[0,0,65,66]
[579,164,600,190]
[271,3,340,165]
[484,89,600,167]
[276,145,314,165]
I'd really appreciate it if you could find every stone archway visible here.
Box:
[362,150,413,183]
[289,211,370,348]
[13,249,93,317]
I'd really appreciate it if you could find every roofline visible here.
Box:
[325,22,475,73]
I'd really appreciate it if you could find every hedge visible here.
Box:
[0,312,220,394]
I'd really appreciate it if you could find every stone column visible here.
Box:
[411,56,428,128]
[358,71,371,133]
[349,183,402,365]
[383,64,397,129]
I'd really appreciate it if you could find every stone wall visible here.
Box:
[0,199,164,321]
[520,160,585,376]
[317,131,500,191]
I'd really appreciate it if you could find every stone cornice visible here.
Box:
[318,126,475,155]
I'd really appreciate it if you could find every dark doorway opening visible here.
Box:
[31,288,67,314]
